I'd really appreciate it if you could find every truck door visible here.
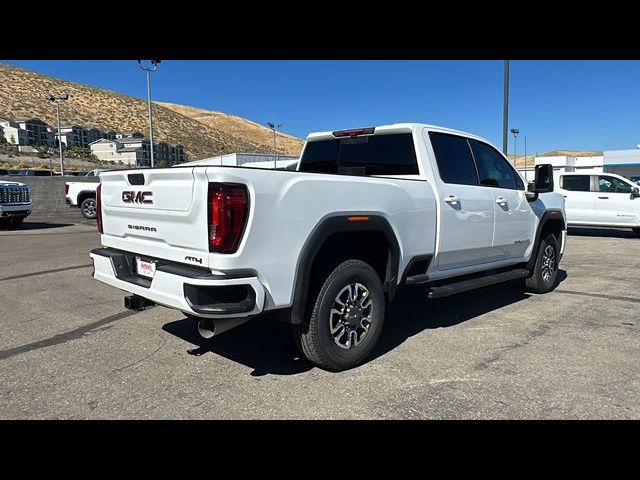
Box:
[595,175,639,225]
[428,132,495,270]
[468,139,534,261]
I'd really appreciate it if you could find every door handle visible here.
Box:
[495,196,508,205]
[444,195,459,204]
[598,196,609,199]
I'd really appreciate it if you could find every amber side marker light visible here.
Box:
[348,216,370,222]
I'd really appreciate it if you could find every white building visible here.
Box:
[523,149,640,183]
[90,136,187,166]
[183,153,298,168]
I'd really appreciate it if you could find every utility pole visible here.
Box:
[137,60,161,168]
[267,122,282,168]
[503,60,510,156]
[48,93,69,175]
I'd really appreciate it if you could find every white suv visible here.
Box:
[556,172,640,234]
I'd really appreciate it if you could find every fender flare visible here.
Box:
[526,209,565,270]
[77,190,97,204]
[289,214,401,325]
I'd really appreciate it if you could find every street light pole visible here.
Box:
[267,122,282,168]
[48,93,69,176]
[137,60,161,168]
[524,135,527,180]
[503,60,510,156]
[510,128,520,167]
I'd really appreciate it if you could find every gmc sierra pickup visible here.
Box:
[90,123,566,371]
[0,180,32,228]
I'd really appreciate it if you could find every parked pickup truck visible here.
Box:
[555,171,640,235]
[65,181,99,219]
[90,123,567,371]
[0,180,32,228]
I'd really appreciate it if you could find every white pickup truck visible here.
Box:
[0,180,32,228]
[90,123,567,371]
[65,181,99,219]
[555,171,640,234]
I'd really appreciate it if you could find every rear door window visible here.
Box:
[429,132,478,186]
[561,175,590,192]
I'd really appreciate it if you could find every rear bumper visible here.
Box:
[90,247,265,319]
[0,204,32,217]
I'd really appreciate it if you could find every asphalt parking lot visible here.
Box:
[1,215,639,419]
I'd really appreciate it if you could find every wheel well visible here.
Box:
[541,218,564,242]
[310,231,390,287]
[77,191,96,205]
[303,230,392,322]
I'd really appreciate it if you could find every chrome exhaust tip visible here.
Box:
[196,317,249,339]
[197,318,216,339]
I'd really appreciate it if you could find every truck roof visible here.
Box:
[307,123,492,145]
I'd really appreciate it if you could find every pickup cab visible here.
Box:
[90,123,567,371]
[0,180,32,228]
[556,171,640,234]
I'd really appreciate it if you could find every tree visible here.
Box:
[36,145,49,159]
[156,159,168,169]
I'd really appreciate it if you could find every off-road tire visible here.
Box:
[525,233,559,294]
[292,259,385,371]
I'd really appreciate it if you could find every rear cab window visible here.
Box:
[561,175,591,191]
[298,133,419,176]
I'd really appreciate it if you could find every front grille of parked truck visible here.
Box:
[0,186,30,204]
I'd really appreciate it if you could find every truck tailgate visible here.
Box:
[99,168,211,267]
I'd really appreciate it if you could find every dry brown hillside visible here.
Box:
[0,63,304,160]
[157,102,303,156]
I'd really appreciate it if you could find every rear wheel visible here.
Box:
[80,197,97,219]
[525,233,559,294]
[292,259,385,371]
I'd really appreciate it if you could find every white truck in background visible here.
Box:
[90,123,566,371]
[65,180,99,219]
[555,171,640,234]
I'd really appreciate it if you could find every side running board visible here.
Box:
[428,269,529,299]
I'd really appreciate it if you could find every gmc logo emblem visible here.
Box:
[122,191,153,204]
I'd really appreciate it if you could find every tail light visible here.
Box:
[208,183,249,253]
[96,183,103,234]
[64,183,69,195]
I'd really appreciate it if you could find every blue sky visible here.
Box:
[3,60,640,154]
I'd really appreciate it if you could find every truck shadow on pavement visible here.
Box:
[18,221,73,230]
[162,271,567,377]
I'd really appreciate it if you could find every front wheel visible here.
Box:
[525,233,559,294]
[293,259,385,371]
[633,227,640,236]
[80,197,97,219]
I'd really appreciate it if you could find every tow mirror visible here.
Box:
[631,187,640,199]
[526,164,554,201]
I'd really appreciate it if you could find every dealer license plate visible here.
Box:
[135,257,156,279]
